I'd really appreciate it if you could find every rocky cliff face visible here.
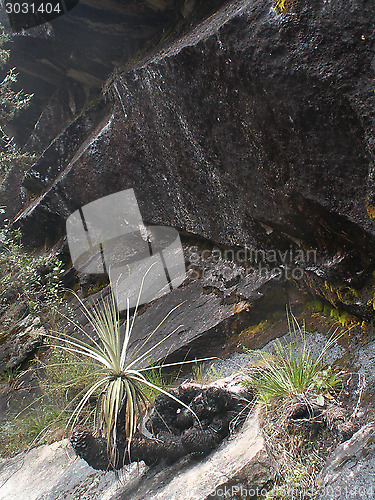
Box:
[0,0,228,146]
[16,0,375,243]
[8,0,375,319]
[2,3,375,490]
[0,0,228,223]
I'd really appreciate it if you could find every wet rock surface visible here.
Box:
[0,0,229,145]
[7,0,374,323]
[0,0,229,222]
[317,423,375,500]
[16,0,375,254]
[126,275,277,367]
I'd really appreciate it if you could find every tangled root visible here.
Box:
[70,385,247,470]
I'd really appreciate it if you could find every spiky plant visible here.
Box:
[47,271,214,464]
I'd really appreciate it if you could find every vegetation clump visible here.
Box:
[46,271,216,467]
[245,323,341,407]
[245,315,355,499]
[0,226,64,323]
[0,25,34,186]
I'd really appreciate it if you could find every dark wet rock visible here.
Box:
[23,103,110,197]
[201,259,246,295]
[0,1,229,144]
[0,0,229,225]
[7,0,375,322]
[125,274,282,367]
[317,423,375,500]
[56,240,285,369]
[51,277,236,371]
[25,78,89,156]
[49,259,284,381]
[70,383,249,471]
[16,0,375,250]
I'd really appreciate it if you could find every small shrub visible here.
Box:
[0,225,64,321]
[246,313,345,499]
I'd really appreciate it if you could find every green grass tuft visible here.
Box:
[244,314,342,406]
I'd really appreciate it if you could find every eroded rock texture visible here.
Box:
[0,0,229,145]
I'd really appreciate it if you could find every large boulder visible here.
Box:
[11,0,375,322]
[16,0,375,251]
[13,0,375,290]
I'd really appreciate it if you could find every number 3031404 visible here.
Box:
[5,2,62,14]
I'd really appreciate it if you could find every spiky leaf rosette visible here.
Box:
[46,266,216,466]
